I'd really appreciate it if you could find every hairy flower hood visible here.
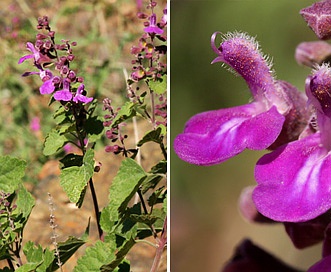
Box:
[174,32,308,166]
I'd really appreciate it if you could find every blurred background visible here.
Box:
[170,1,321,271]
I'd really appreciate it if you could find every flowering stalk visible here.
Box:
[19,16,103,240]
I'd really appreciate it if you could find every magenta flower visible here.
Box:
[144,13,163,35]
[253,64,331,222]
[174,32,308,166]
[53,79,72,101]
[300,0,331,40]
[18,42,50,64]
[295,41,331,67]
[30,116,41,132]
[39,70,55,94]
[73,84,93,104]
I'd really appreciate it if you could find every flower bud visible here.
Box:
[300,0,331,40]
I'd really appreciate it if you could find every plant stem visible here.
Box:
[159,138,167,160]
[7,258,15,270]
[150,216,167,272]
[89,178,103,240]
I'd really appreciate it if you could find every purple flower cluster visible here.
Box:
[130,4,166,83]
[104,1,167,155]
[18,16,93,104]
[174,1,331,270]
[103,98,133,156]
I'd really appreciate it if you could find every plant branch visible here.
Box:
[89,178,103,240]
[150,216,167,272]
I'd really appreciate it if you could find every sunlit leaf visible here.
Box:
[0,156,26,193]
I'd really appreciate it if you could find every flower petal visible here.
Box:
[39,79,55,94]
[18,54,33,64]
[254,133,331,222]
[308,255,331,272]
[73,94,93,103]
[54,90,73,101]
[174,104,284,165]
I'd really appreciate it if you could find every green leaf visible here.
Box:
[59,154,83,169]
[0,156,26,193]
[150,160,167,175]
[53,106,71,125]
[84,116,105,142]
[147,187,166,207]
[48,236,86,271]
[15,184,35,220]
[43,130,68,156]
[74,241,116,272]
[19,242,54,272]
[110,102,136,127]
[163,194,167,214]
[100,239,135,272]
[148,74,167,94]
[141,174,163,194]
[100,158,146,233]
[137,126,164,147]
[60,149,94,204]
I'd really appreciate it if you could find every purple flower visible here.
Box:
[174,32,308,166]
[144,13,163,35]
[18,42,50,64]
[295,41,331,67]
[300,0,331,40]
[39,70,55,94]
[30,117,41,132]
[238,186,276,224]
[53,79,72,101]
[253,64,331,222]
[73,84,93,104]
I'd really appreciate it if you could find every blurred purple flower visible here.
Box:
[174,32,308,165]
[136,0,142,9]
[253,64,331,222]
[295,41,331,67]
[30,117,41,132]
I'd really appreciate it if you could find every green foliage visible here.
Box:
[100,158,147,232]
[148,75,167,95]
[18,242,54,272]
[48,236,86,271]
[0,156,26,193]
[60,149,95,204]
[137,125,166,147]
[73,241,116,272]
[43,129,68,156]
